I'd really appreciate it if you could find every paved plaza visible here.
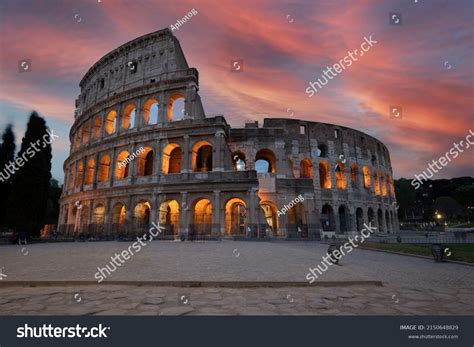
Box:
[0,241,472,315]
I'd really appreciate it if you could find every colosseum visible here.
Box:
[58,28,399,240]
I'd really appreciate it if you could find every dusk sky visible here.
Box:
[0,0,472,183]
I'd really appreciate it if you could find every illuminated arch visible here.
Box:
[350,164,358,187]
[335,161,347,189]
[98,154,110,182]
[112,202,126,225]
[75,161,83,187]
[191,198,213,235]
[116,151,130,180]
[225,198,247,235]
[167,94,186,121]
[105,110,117,135]
[134,200,151,225]
[374,170,380,195]
[85,158,95,185]
[92,115,101,140]
[162,143,182,174]
[92,204,105,224]
[300,158,314,178]
[143,98,159,125]
[319,161,331,189]
[122,104,136,130]
[82,122,90,145]
[159,200,180,235]
[136,146,154,176]
[192,141,213,172]
[363,166,371,189]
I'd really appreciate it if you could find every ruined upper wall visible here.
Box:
[75,28,192,117]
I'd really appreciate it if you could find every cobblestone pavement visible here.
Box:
[0,241,472,288]
[0,284,472,315]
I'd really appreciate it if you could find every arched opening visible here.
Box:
[92,204,105,224]
[317,144,328,157]
[233,152,246,171]
[68,164,75,190]
[288,203,307,237]
[92,115,101,140]
[112,202,126,225]
[255,149,276,173]
[381,172,387,196]
[338,205,349,233]
[192,141,213,172]
[385,210,390,233]
[377,208,384,232]
[368,208,375,226]
[136,146,154,176]
[122,104,136,130]
[70,206,77,226]
[191,198,212,236]
[321,204,335,231]
[260,202,278,236]
[374,170,380,195]
[105,110,117,135]
[225,198,247,235]
[75,161,83,187]
[162,144,181,174]
[75,131,82,149]
[319,161,331,189]
[356,207,364,231]
[85,158,95,185]
[300,158,313,178]
[167,95,186,121]
[78,205,89,233]
[143,98,159,125]
[82,122,90,145]
[363,166,371,189]
[98,155,110,182]
[116,151,130,180]
[335,161,347,189]
[134,201,151,226]
[159,200,180,236]
[350,164,358,187]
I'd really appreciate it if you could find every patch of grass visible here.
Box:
[361,243,474,263]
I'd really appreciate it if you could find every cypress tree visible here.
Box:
[0,124,16,225]
[7,112,52,237]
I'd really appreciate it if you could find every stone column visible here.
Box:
[87,117,93,146]
[92,152,99,188]
[182,135,191,173]
[180,192,189,236]
[109,147,117,187]
[213,131,225,172]
[158,93,167,126]
[116,103,124,135]
[150,193,158,226]
[212,190,221,236]
[104,198,111,233]
[99,110,106,140]
[130,142,137,183]
[135,98,143,129]
[79,158,86,192]
[155,139,162,179]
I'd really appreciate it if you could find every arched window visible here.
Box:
[317,144,328,157]
[167,94,186,121]
[300,158,313,178]
[381,172,387,196]
[122,104,136,130]
[233,152,246,171]
[162,144,182,174]
[143,98,158,125]
[137,146,154,176]
[92,204,105,224]
[255,149,276,174]
[68,164,75,190]
[112,202,126,225]
[75,130,82,149]
[134,201,151,226]
[321,204,335,231]
[76,161,83,187]
[350,164,358,187]
[335,161,347,189]
[319,161,331,189]
[82,122,90,145]
[192,141,213,172]
[374,170,380,195]
[362,166,371,189]
[225,198,247,235]
[192,198,213,235]
[105,110,117,135]
[116,151,130,180]
[98,155,110,182]
[85,158,95,185]
[92,115,101,140]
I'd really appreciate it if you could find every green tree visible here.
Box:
[434,196,466,219]
[452,184,474,208]
[0,124,15,225]
[7,112,52,237]
[394,179,416,219]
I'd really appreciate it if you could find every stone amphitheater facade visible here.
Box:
[58,28,399,240]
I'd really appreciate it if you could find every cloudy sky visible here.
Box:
[0,0,472,183]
